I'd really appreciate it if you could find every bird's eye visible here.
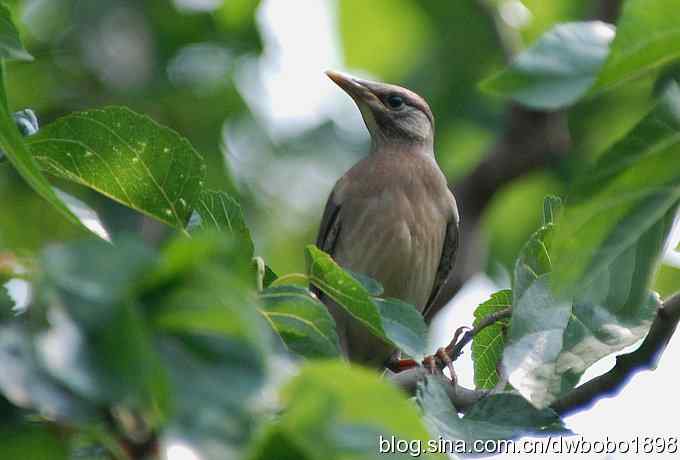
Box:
[386,94,405,109]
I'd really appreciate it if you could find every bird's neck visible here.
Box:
[370,138,434,157]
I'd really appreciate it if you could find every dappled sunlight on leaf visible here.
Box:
[28,107,206,229]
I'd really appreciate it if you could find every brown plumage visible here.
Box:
[316,71,459,367]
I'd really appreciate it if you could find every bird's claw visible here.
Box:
[435,347,457,385]
[422,355,438,375]
[420,348,457,385]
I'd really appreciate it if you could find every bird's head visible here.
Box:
[326,70,434,151]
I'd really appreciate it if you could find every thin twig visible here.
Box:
[387,367,489,412]
[443,307,512,367]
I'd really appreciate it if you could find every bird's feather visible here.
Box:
[313,151,457,366]
[422,215,459,322]
[315,189,342,254]
[311,190,342,302]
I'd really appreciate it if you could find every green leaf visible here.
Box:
[347,270,384,296]
[0,98,85,232]
[481,1,680,109]
[35,233,267,456]
[0,282,13,320]
[506,191,666,406]
[551,86,680,298]
[250,361,441,459]
[189,189,254,257]
[464,393,567,435]
[305,245,384,338]
[150,232,264,345]
[27,107,206,229]
[513,225,554,302]
[159,334,264,457]
[480,22,614,109]
[374,298,427,360]
[592,0,680,92]
[417,376,566,446]
[145,229,252,290]
[653,263,680,298]
[542,195,563,226]
[153,267,260,340]
[0,3,33,61]
[0,423,68,460]
[248,430,312,460]
[0,170,84,250]
[503,275,573,408]
[472,290,512,390]
[150,234,268,458]
[38,238,167,409]
[0,324,96,422]
[305,246,428,359]
[263,264,278,289]
[503,112,680,406]
[506,232,664,407]
[260,285,341,359]
[42,237,155,327]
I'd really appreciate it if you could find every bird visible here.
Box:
[315,70,459,368]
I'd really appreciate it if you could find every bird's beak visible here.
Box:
[326,70,378,104]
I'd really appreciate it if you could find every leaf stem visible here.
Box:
[252,257,266,292]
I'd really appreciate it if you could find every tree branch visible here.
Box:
[551,291,680,415]
[391,292,680,416]
[387,367,488,413]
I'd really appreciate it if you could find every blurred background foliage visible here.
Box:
[2,1,680,459]
[0,0,678,308]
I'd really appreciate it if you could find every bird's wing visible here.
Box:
[316,188,342,254]
[422,214,459,322]
[311,188,343,299]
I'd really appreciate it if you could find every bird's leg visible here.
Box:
[416,326,472,382]
[422,355,438,375]
[385,357,419,373]
[386,354,447,378]
[387,325,473,377]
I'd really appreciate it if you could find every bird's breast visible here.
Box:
[333,184,447,311]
